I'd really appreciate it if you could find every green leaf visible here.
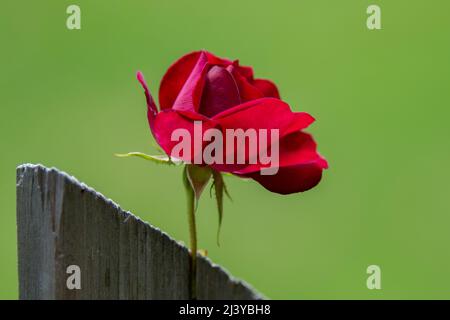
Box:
[212,170,227,246]
[212,174,232,202]
[114,152,183,166]
[185,164,212,211]
[223,177,232,202]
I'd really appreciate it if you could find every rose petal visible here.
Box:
[198,66,241,117]
[151,110,215,164]
[235,132,328,194]
[212,98,314,137]
[172,51,210,112]
[205,98,315,173]
[252,78,280,99]
[159,50,232,111]
[137,71,158,128]
[243,162,325,194]
[227,65,265,102]
[159,51,202,110]
[232,60,254,80]
[235,131,328,173]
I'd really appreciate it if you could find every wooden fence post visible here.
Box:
[16,164,262,300]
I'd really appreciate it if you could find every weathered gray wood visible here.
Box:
[16,164,262,300]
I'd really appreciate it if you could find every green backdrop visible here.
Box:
[1,0,450,299]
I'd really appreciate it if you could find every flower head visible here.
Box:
[137,50,328,194]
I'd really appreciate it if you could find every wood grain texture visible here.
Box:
[16,164,262,300]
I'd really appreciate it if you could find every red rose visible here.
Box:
[137,50,327,194]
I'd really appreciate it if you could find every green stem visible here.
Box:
[188,194,197,299]
[184,167,197,299]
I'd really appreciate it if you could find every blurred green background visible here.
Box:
[1,0,450,299]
